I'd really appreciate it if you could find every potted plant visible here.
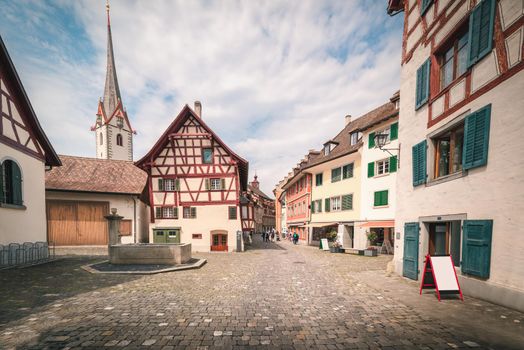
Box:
[364,246,378,257]
[366,231,378,246]
[330,240,343,253]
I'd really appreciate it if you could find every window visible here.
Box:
[313,199,322,213]
[155,206,178,219]
[315,173,323,186]
[0,160,23,206]
[342,163,353,179]
[421,0,432,16]
[350,132,361,145]
[377,158,390,176]
[116,133,123,146]
[192,234,202,239]
[440,31,469,90]
[415,58,431,109]
[183,206,197,219]
[210,178,222,190]
[228,206,237,220]
[330,196,341,211]
[433,123,464,178]
[374,190,389,207]
[202,148,213,164]
[159,178,179,191]
[331,167,341,182]
[99,133,103,145]
[324,144,330,156]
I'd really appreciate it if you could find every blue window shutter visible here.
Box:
[468,0,496,67]
[412,140,427,186]
[421,0,433,16]
[462,220,493,278]
[415,59,431,110]
[463,104,491,170]
[0,162,4,203]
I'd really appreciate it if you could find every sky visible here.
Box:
[0,0,403,196]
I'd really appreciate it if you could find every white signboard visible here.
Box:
[321,238,330,251]
[430,256,460,291]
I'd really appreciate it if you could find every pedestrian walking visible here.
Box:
[271,231,275,242]
[293,232,299,245]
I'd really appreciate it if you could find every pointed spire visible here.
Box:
[103,0,122,116]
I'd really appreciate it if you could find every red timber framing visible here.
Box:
[0,36,60,167]
[400,0,524,129]
[135,105,248,224]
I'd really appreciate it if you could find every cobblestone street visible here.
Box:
[1,236,523,349]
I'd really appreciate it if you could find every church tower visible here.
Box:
[91,1,134,161]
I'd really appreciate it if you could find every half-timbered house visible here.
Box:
[135,102,249,252]
[388,0,524,311]
[0,35,61,262]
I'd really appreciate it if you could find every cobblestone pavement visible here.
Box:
[0,236,522,349]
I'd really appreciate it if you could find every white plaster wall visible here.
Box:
[45,191,149,244]
[395,63,524,294]
[360,119,398,222]
[151,204,242,252]
[0,143,47,244]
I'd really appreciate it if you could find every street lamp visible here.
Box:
[374,132,401,168]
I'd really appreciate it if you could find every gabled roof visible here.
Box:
[0,35,61,166]
[45,155,147,195]
[135,104,249,191]
[248,184,273,201]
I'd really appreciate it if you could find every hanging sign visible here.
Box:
[420,254,463,301]
[320,238,330,251]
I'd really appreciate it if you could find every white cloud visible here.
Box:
[0,0,403,195]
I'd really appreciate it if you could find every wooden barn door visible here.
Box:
[47,200,109,245]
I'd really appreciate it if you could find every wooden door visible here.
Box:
[403,222,420,280]
[46,200,109,245]
[211,233,228,251]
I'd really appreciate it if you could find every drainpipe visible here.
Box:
[133,196,137,243]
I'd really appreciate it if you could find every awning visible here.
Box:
[358,220,395,228]
[308,222,338,228]
[287,222,306,227]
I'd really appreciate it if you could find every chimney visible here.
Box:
[194,101,202,118]
[345,115,352,126]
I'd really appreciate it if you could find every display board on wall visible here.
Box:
[420,254,463,301]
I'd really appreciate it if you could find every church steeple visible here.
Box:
[103,0,121,116]
[92,0,134,161]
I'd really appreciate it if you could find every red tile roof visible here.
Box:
[45,155,147,195]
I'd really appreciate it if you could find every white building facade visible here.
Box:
[389,0,524,311]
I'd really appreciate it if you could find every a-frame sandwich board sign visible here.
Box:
[420,254,463,301]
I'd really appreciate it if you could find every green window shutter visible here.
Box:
[11,162,22,205]
[374,191,380,206]
[390,156,398,173]
[229,206,237,219]
[421,0,433,15]
[342,163,354,179]
[367,162,375,178]
[325,198,330,212]
[174,207,179,219]
[205,179,210,190]
[158,178,164,191]
[191,207,197,218]
[369,132,375,148]
[412,140,427,186]
[311,202,315,214]
[155,207,162,218]
[221,178,226,190]
[462,220,493,278]
[390,122,398,141]
[342,194,353,210]
[468,0,496,67]
[0,163,4,203]
[382,190,389,206]
[175,179,180,191]
[315,173,323,186]
[463,104,491,170]
[415,59,431,110]
[318,200,322,213]
[374,190,388,206]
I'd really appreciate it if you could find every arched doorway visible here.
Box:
[210,230,228,251]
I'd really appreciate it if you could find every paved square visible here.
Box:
[0,236,522,349]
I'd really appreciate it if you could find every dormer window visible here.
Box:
[324,144,330,156]
[350,132,362,146]
[323,141,338,155]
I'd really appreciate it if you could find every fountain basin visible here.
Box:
[108,243,192,265]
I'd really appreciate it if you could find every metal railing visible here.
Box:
[0,241,55,269]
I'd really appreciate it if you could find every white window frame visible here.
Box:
[210,178,221,190]
[331,196,341,212]
[163,207,176,219]
[376,158,390,176]
[164,179,176,191]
